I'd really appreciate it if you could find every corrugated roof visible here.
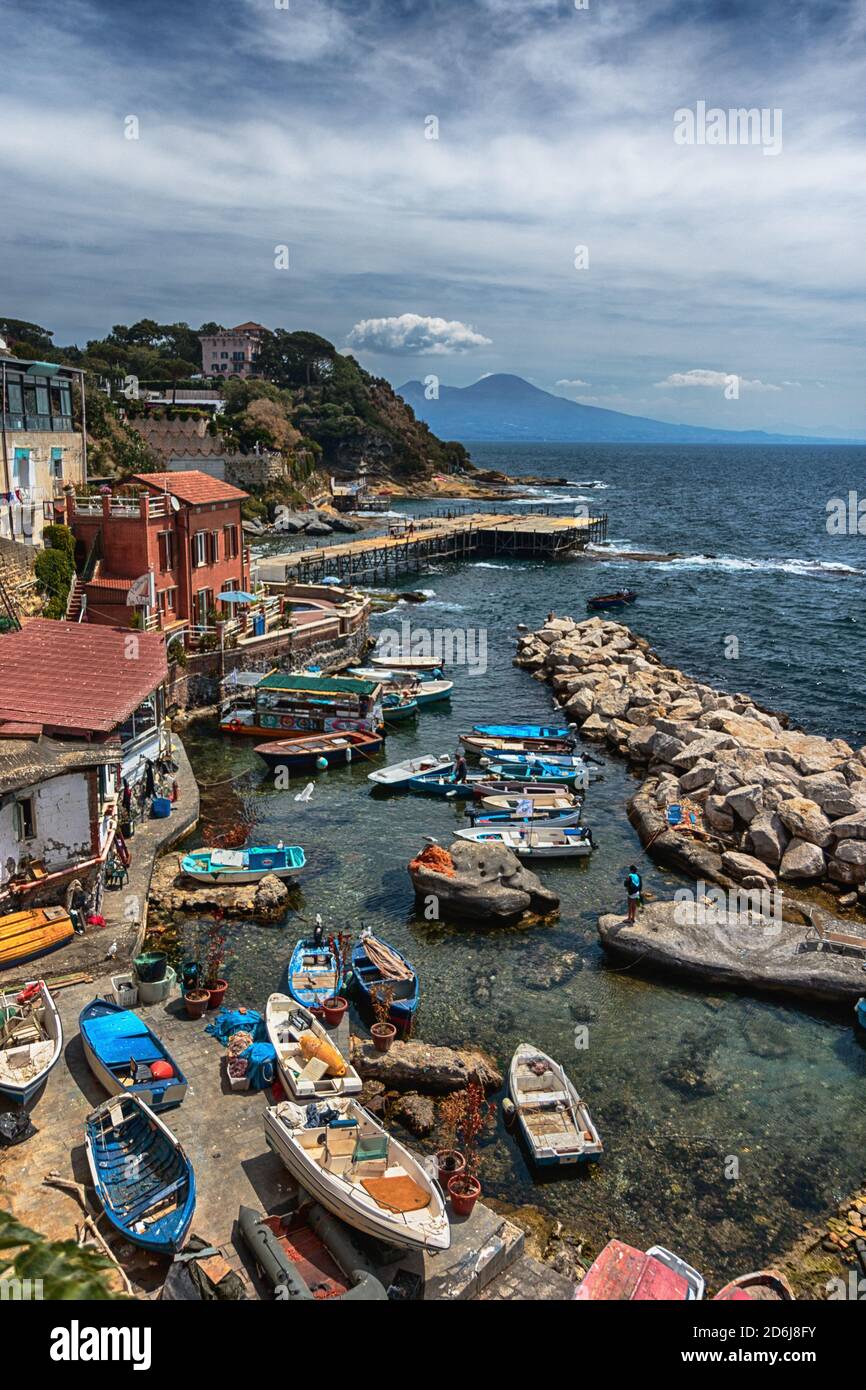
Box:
[134,470,248,505]
[0,734,119,796]
[257,673,380,697]
[0,621,167,734]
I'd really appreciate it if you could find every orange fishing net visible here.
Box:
[408,845,455,876]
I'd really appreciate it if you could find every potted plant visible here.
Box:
[203,920,229,1010]
[435,1091,466,1185]
[447,1079,495,1218]
[184,987,210,1020]
[370,983,397,1052]
[323,995,348,1026]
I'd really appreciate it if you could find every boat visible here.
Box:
[221,672,384,738]
[85,1094,195,1254]
[351,932,419,1029]
[482,750,596,772]
[472,723,572,740]
[477,791,579,813]
[481,761,589,787]
[382,693,419,722]
[508,1044,602,1166]
[254,730,383,773]
[79,998,188,1110]
[266,994,362,1101]
[454,825,594,857]
[287,937,346,1013]
[405,679,453,707]
[713,1270,795,1301]
[348,668,454,706]
[586,590,638,611]
[264,1097,450,1252]
[471,779,569,799]
[467,805,586,828]
[407,767,485,798]
[0,980,62,1106]
[367,754,452,788]
[574,1240,702,1301]
[238,1203,388,1301]
[646,1246,705,1300]
[181,845,305,884]
[370,655,443,673]
[461,734,575,757]
[0,905,74,972]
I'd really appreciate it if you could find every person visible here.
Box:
[453,752,468,784]
[625,865,643,921]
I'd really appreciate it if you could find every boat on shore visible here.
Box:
[0,906,75,973]
[238,1203,387,1301]
[455,825,594,857]
[0,980,62,1106]
[85,1094,195,1254]
[574,1240,704,1300]
[368,754,452,788]
[181,845,305,884]
[266,994,362,1101]
[586,590,637,611]
[264,1098,450,1252]
[254,731,383,773]
[351,932,419,1029]
[713,1270,795,1301]
[287,937,346,1014]
[508,1044,602,1166]
[79,998,188,1110]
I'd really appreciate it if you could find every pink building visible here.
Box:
[198,322,266,379]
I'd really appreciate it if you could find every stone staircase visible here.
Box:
[65,574,86,621]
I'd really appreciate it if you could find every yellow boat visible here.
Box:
[0,906,75,971]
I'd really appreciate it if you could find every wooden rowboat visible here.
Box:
[85,1094,195,1254]
[287,938,346,1014]
[254,731,383,773]
[266,993,362,1102]
[461,734,575,757]
[0,906,74,972]
[79,998,188,1111]
[574,1240,703,1300]
[181,845,305,884]
[351,933,419,1028]
[508,1044,603,1166]
[368,754,452,788]
[0,980,62,1106]
[455,825,594,857]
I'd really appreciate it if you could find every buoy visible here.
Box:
[316,756,328,770]
[150,1060,175,1081]
[345,746,352,763]
[502,1097,517,1128]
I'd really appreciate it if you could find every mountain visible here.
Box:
[397,374,850,445]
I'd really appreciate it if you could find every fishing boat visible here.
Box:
[0,980,62,1106]
[461,734,575,757]
[367,754,452,788]
[264,1098,450,1252]
[0,905,74,972]
[238,1203,387,1301]
[370,655,443,673]
[508,1044,603,1166]
[471,779,568,799]
[287,937,346,1014]
[477,791,578,813]
[586,590,638,611]
[480,750,597,775]
[266,994,362,1101]
[472,723,572,740]
[351,932,419,1029]
[85,1094,195,1254]
[181,844,305,884]
[382,693,418,722]
[254,730,383,773]
[574,1240,703,1301]
[221,672,384,738]
[454,825,594,857]
[713,1270,795,1301]
[468,804,586,828]
[348,668,454,706]
[646,1247,705,1299]
[481,761,589,787]
[407,768,484,798]
[79,998,188,1110]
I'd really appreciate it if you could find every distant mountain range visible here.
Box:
[397,373,852,446]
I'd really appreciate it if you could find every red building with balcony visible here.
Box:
[65,470,250,632]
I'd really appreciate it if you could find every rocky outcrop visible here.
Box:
[407,840,559,924]
[514,616,866,912]
[351,1038,502,1093]
[149,853,292,920]
[597,900,866,1004]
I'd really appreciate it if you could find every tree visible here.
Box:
[0,318,55,357]
[255,329,337,388]
[0,1209,121,1300]
[162,358,198,403]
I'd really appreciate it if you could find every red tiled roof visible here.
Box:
[133,470,248,506]
[0,621,168,735]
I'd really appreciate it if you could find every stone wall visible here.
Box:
[0,536,41,617]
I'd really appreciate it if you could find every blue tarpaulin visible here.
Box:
[240,1042,277,1091]
[205,1007,266,1047]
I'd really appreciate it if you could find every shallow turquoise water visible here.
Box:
[175,444,866,1283]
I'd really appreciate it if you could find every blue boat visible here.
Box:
[351,934,418,1029]
[182,845,305,884]
[408,766,481,798]
[856,998,866,1029]
[85,1094,195,1254]
[383,693,418,722]
[79,998,188,1111]
[287,937,346,1014]
[483,761,586,786]
[472,724,572,740]
[467,806,585,827]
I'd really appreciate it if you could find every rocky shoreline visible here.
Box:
[515,616,866,915]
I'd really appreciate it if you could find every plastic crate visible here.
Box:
[226,1058,250,1092]
[111,974,138,1008]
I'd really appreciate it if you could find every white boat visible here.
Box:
[646,1246,706,1300]
[508,1044,603,1166]
[349,669,454,706]
[454,825,594,857]
[370,655,443,673]
[367,754,453,787]
[470,805,586,828]
[484,751,601,777]
[264,1097,450,1252]
[0,980,62,1107]
[478,792,578,813]
[265,994,362,1102]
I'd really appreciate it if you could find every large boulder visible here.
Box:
[747,813,789,868]
[779,838,826,881]
[777,797,834,848]
[407,840,559,924]
[829,811,866,842]
[351,1039,502,1093]
[720,850,777,888]
[723,783,764,823]
[828,840,866,885]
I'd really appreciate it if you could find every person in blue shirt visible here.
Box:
[625,865,643,922]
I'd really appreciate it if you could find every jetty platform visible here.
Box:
[258,511,608,586]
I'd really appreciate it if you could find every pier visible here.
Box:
[257,511,608,585]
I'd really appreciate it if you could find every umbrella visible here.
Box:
[218,590,256,603]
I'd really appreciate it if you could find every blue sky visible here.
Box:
[0,0,864,435]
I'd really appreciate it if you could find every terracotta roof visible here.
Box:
[231,322,267,334]
[133,470,248,505]
[0,621,167,735]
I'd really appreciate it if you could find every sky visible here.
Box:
[0,0,864,436]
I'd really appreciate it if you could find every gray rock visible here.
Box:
[779,838,826,881]
[829,811,866,842]
[777,797,834,848]
[651,732,686,763]
[724,783,764,823]
[747,812,789,868]
[408,839,560,924]
[391,1092,436,1137]
[351,1038,502,1094]
[679,760,716,792]
[720,851,777,886]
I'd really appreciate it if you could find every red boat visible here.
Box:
[573,1240,700,1301]
[254,730,383,773]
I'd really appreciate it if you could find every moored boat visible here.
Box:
[287,937,346,1014]
[264,1097,450,1251]
[79,998,188,1110]
[368,754,452,788]
[85,1094,195,1254]
[713,1270,795,1301]
[181,844,305,884]
[0,980,62,1106]
[472,723,572,740]
[351,932,419,1028]
[461,734,575,757]
[586,590,637,611]
[481,761,589,787]
[407,767,485,797]
[454,825,594,857]
[370,655,443,673]
[254,730,383,773]
[467,804,586,828]
[349,668,454,705]
[222,672,384,739]
[266,994,362,1101]
[574,1240,703,1300]
[508,1044,602,1166]
[382,693,419,722]
[477,791,579,813]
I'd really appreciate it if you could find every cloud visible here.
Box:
[555,377,591,388]
[654,369,783,393]
[345,313,492,356]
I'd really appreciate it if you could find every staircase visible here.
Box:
[65,574,86,622]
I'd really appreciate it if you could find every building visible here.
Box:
[130,416,283,487]
[0,353,88,545]
[64,470,250,632]
[198,322,266,379]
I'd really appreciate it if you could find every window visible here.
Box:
[209,529,220,563]
[12,448,31,489]
[194,588,213,626]
[158,587,177,617]
[192,530,207,566]
[157,530,176,571]
[51,447,64,480]
[15,796,36,841]
[223,523,238,559]
[117,692,163,746]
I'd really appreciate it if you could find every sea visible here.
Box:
[176,443,866,1283]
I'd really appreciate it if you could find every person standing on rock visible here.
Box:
[625,865,643,921]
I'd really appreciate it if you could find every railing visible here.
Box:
[72,492,169,519]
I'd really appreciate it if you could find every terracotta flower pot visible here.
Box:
[447,1173,481,1217]
[206,979,228,1010]
[322,995,348,1026]
[436,1150,466,1184]
[371,1021,397,1053]
[184,989,210,1020]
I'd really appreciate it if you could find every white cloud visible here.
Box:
[556,377,591,388]
[654,369,783,393]
[345,314,492,356]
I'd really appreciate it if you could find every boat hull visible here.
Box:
[255,733,383,772]
[85,1095,195,1254]
[509,1044,603,1167]
[286,939,346,1012]
[0,981,63,1106]
[79,1000,188,1111]
[351,938,419,1027]
[266,994,362,1102]
[368,755,452,788]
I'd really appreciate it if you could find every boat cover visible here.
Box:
[206,1007,266,1046]
[83,1012,162,1066]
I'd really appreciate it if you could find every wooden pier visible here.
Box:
[257,511,608,586]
